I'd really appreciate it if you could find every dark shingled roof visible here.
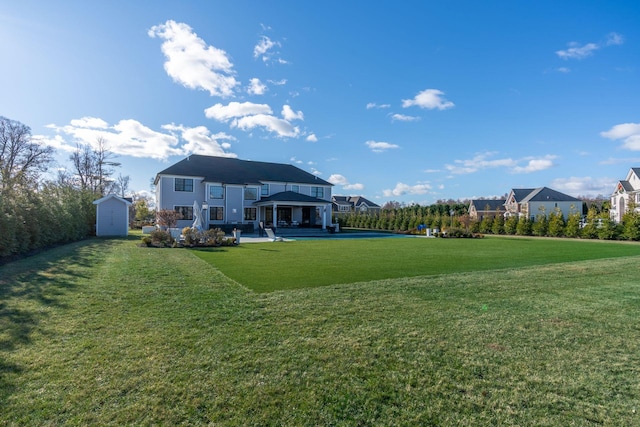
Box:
[255,191,328,204]
[155,155,332,186]
[521,187,580,202]
[470,199,506,211]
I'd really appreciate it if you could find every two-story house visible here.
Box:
[154,155,333,232]
[332,196,380,215]
[468,199,506,221]
[610,167,640,223]
[504,187,581,220]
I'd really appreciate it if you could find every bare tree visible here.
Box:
[69,136,121,196]
[0,116,54,192]
[115,173,130,198]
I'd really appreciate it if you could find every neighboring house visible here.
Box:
[504,187,581,220]
[93,194,132,236]
[332,196,381,214]
[468,199,506,220]
[154,155,333,231]
[610,167,640,223]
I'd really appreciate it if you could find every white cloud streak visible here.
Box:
[556,32,624,60]
[383,182,432,197]
[366,140,400,153]
[45,116,236,160]
[445,152,556,174]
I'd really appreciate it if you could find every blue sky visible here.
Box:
[2,1,639,204]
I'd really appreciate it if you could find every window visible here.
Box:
[261,184,269,196]
[291,185,299,193]
[244,187,258,200]
[175,178,193,192]
[175,206,193,220]
[209,207,224,221]
[244,207,256,221]
[209,185,224,199]
[311,186,324,198]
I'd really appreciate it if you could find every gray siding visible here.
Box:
[96,198,128,236]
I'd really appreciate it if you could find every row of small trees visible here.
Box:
[336,203,640,241]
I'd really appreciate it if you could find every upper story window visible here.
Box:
[175,178,193,192]
[209,185,224,199]
[291,185,299,193]
[261,184,269,196]
[311,186,324,198]
[244,187,258,200]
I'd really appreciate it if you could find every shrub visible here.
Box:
[150,229,172,247]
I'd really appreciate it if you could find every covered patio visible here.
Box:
[253,191,332,230]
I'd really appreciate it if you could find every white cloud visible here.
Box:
[601,122,640,151]
[281,105,304,121]
[390,113,420,122]
[344,183,364,191]
[47,117,236,160]
[247,78,267,95]
[328,174,364,191]
[366,140,400,153]
[606,32,624,46]
[557,67,571,73]
[254,36,280,60]
[445,152,555,174]
[253,35,287,64]
[306,134,318,142]
[556,32,624,60]
[69,117,109,129]
[204,101,272,121]
[556,42,599,60]
[148,20,239,97]
[232,114,300,138]
[32,134,77,152]
[402,89,454,110]
[511,156,556,174]
[328,174,349,185]
[268,79,287,85]
[383,182,432,197]
[550,176,615,197]
[205,102,303,138]
[162,124,237,157]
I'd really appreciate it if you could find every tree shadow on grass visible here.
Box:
[0,237,121,405]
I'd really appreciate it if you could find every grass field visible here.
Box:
[192,236,640,292]
[2,236,640,425]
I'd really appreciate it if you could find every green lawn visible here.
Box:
[192,236,640,292]
[2,236,640,425]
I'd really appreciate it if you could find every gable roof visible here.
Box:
[349,196,380,208]
[470,199,506,211]
[520,187,580,203]
[155,155,332,186]
[509,188,536,202]
[93,194,132,205]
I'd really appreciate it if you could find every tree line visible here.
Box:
[336,200,640,241]
[0,116,137,259]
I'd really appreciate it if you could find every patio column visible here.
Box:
[322,204,328,229]
[272,203,277,227]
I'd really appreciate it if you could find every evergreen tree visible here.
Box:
[504,215,518,235]
[547,208,565,237]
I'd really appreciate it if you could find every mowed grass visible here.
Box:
[2,236,640,425]
[192,236,640,292]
